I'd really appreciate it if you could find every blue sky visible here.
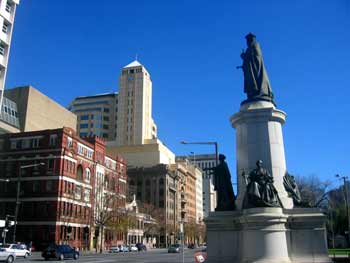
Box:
[6,1,350,187]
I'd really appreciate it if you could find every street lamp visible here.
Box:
[336,174,350,244]
[180,141,218,166]
[0,178,10,182]
[13,162,45,243]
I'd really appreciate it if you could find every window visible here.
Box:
[80,123,88,129]
[5,1,11,13]
[0,45,5,56]
[33,181,40,192]
[67,137,73,148]
[102,133,108,139]
[103,108,109,113]
[95,122,102,129]
[85,168,91,182]
[75,186,82,200]
[103,124,109,129]
[103,116,109,121]
[46,181,53,192]
[48,159,54,171]
[49,135,58,146]
[32,138,40,148]
[84,189,90,202]
[2,23,8,33]
[80,132,88,138]
[77,165,83,181]
[22,139,30,149]
[80,115,89,120]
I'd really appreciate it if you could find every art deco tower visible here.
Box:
[115,60,157,146]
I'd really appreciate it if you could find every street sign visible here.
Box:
[194,252,207,263]
[0,220,5,228]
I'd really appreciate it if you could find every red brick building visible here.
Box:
[0,127,127,251]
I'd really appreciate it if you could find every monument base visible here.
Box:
[205,208,331,263]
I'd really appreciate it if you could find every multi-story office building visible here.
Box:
[177,154,217,218]
[0,0,20,109]
[127,164,179,247]
[107,61,174,167]
[0,95,19,133]
[1,86,77,133]
[0,127,127,251]
[116,60,157,146]
[69,92,118,140]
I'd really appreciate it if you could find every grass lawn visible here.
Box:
[329,249,350,255]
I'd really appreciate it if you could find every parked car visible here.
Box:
[135,243,147,251]
[168,244,181,253]
[42,245,79,261]
[1,244,31,258]
[0,248,16,263]
[118,245,129,252]
[129,244,138,252]
[109,245,120,253]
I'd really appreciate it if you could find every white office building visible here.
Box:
[0,0,20,108]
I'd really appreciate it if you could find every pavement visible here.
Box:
[15,248,202,263]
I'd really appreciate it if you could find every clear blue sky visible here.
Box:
[6,1,350,186]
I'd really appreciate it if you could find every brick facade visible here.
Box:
[0,127,127,251]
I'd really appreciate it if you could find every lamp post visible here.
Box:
[0,179,10,182]
[336,174,350,245]
[13,162,45,243]
[180,141,218,166]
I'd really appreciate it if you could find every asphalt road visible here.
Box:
[15,249,202,263]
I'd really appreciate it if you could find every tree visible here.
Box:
[295,174,331,207]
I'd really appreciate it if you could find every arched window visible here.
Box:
[77,165,83,181]
[85,168,91,183]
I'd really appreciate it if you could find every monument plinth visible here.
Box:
[205,33,330,263]
[230,101,293,209]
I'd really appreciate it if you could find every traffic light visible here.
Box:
[67,226,72,235]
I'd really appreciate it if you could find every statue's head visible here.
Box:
[245,32,256,45]
[256,160,263,168]
[219,154,226,162]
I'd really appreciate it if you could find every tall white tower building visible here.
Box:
[116,60,157,146]
[107,60,174,167]
[0,0,20,108]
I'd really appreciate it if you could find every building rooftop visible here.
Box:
[74,92,118,100]
[123,60,142,68]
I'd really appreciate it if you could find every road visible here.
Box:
[15,249,203,263]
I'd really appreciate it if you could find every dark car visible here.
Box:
[135,243,147,251]
[42,245,79,261]
[168,244,181,253]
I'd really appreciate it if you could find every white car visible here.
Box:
[1,244,31,258]
[109,245,119,253]
[129,244,138,252]
[0,248,16,263]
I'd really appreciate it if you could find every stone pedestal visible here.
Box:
[286,208,331,263]
[230,101,293,209]
[205,208,331,263]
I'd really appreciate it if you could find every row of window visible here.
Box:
[80,114,110,121]
[79,123,109,129]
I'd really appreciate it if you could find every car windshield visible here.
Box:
[46,245,58,251]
